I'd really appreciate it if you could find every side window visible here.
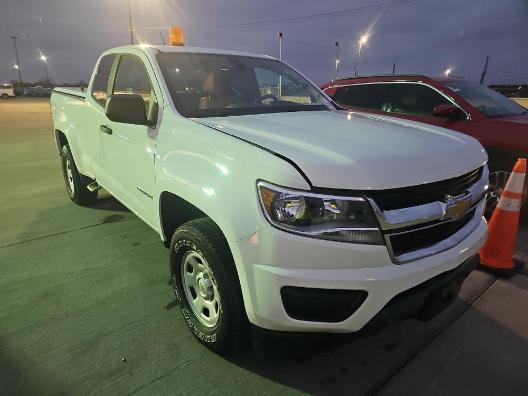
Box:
[91,54,114,107]
[112,55,158,123]
[333,84,388,111]
[386,84,450,116]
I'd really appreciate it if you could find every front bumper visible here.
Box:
[234,215,487,333]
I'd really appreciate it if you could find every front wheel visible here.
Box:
[60,145,98,205]
[170,218,249,355]
[1,94,9,99]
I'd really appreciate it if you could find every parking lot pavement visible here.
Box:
[379,274,528,395]
[1,98,526,395]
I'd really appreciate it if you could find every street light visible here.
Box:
[128,0,134,44]
[355,33,370,76]
[39,54,50,83]
[14,64,19,70]
[334,41,340,80]
[444,67,452,77]
[10,36,23,87]
[359,34,369,46]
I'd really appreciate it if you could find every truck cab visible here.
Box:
[1,83,15,99]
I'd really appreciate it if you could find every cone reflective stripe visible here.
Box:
[497,196,522,212]
[479,158,526,276]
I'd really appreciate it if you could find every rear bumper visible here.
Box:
[234,216,487,333]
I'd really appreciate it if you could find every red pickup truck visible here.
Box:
[321,75,528,210]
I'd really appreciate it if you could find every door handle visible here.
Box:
[100,125,113,135]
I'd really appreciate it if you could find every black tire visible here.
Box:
[1,94,8,99]
[170,218,249,355]
[60,144,98,205]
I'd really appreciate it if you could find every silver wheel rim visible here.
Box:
[65,158,75,195]
[181,251,220,328]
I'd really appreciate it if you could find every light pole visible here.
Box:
[10,36,23,87]
[334,41,340,80]
[355,33,369,76]
[128,0,134,44]
[278,32,283,60]
[40,54,50,83]
[278,32,283,98]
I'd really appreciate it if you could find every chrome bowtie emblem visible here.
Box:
[442,193,472,221]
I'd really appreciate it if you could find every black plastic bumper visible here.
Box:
[362,254,478,333]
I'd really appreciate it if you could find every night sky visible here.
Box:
[1,0,527,85]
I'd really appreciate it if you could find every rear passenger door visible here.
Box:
[98,52,161,227]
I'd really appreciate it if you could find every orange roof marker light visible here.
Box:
[169,26,184,46]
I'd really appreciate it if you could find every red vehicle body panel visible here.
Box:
[321,75,528,171]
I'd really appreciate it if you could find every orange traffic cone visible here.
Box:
[479,158,526,277]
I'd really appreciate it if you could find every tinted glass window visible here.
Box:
[156,52,331,118]
[333,84,388,111]
[113,55,157,122]
[445,80,526,118]
[113,55,151,96]
[91,54,114,106]
[385,84,450,116]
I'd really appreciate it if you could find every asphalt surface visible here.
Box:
[1,97,527,395]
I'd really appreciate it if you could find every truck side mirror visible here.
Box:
[433,104,466,120]
[106,94,148,125]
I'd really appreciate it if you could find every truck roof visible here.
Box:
[320,74,466,90]
[111,44,273,60]
[326,74,465,85]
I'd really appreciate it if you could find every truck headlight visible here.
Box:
[257,181,383,244]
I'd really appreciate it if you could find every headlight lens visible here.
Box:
[257,181,383,244]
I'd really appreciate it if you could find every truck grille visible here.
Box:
[365,167,483,211]
[362,165,487,263]
[388,208,476,257]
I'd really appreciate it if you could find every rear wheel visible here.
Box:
[60,144,98,205]
[1,94,8,99]
[170,218,249,355]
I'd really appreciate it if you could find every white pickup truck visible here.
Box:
[51,45,488,354]
[1,83,16,99]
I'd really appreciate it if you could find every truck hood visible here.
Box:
[195,110,487,190]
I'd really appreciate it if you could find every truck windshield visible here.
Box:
[156,52,333,118]
[445,81,526,118]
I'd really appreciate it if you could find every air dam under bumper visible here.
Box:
[235,217,487,333]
